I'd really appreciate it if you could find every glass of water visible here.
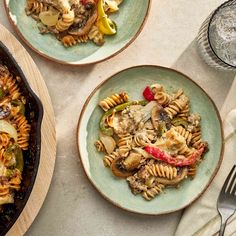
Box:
[197,0,236,71]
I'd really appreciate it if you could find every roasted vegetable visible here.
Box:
[0,195,14,205]
[123,152,142,171]
[0,106,10,119]
[171,117,188,129]
[4,145,23,172]
[0,120,18,142]
[143,86,155,101]
[144,144,206,167]
[39,10,60,27]
[0,87,4,100]
[11,100,25,115]
[69,9,98,36]
[151,105,172,135]
[99,132,116,154]
[111,156,135,178]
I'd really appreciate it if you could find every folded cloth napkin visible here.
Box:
[175,76,236,236]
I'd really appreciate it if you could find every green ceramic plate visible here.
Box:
[4,0,150,65]
[77,65,223,215]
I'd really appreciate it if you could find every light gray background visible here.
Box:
[0,1,235,235]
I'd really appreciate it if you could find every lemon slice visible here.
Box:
[97,17,117,35]
[98,0,106,17]
[97,0,117,35]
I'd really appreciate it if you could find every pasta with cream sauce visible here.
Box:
[95,83,209,201]
[25,0,123,47]
[0,65,30,207]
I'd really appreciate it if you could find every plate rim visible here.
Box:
[77,65,224,215]
[4,0,152,66]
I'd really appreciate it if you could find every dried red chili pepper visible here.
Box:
[144,145,206,167]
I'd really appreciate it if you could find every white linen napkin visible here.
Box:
[175,76,236,236]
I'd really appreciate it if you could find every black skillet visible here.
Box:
[0,41,43,236]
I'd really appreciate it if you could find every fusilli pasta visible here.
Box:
[99,92,129,111]
[0,64,31,207]
[25,0,48,15]
[174,126,192,145]
[145,163,178,180]
[25,0,122,47]
[142,184,165,201]
[95,84,208,201]
[103,151,119,167]
[164,95,189,119]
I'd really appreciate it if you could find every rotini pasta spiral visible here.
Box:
[133,130,153,147]
[12,114,31,150]
[164,95,189,119]
[0,133,11,148]
[172,89,184,100]
[25,0,48,15]
[174,126,192,145]
[142,184,165,201]
[76,35,89,43]
[99,92,129,111]
[103,151,119,167]
[61,34,89,47]
[176,102,189,120]
[8,170,22,191]
[191,127,202,149]
[4,75,21,100]
[188,165,197,178]
[88,26,104,46]
[61,35,77,47]
[152,84,171,106]
[117,134,132,157]
[0,184,10,197]
[177,142,195,156]
[155,92,172,107]
[145,163,178,180]
[94,140,105,152]
[56,10,75,32]
[0,149,6,166]
[0,65,21,100]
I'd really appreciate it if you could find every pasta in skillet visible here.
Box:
[25,0,123,47]
[95,83,208,201]
[0,65,30,207]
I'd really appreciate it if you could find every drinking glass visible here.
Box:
[197,0,236,71]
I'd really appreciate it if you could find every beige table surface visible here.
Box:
[0,1,236,236]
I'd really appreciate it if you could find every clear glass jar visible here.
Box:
[197,0,236,71]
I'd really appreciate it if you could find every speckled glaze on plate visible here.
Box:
[4,0,151,66]
[77,65,224,215]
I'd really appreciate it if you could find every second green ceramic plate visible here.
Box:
[5,0,150,65]
[77,65,223,215]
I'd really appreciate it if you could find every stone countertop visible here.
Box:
[0,1,235,236]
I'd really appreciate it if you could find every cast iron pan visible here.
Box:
[0,41,43,235]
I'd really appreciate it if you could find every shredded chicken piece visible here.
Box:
[187,113,201,132]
